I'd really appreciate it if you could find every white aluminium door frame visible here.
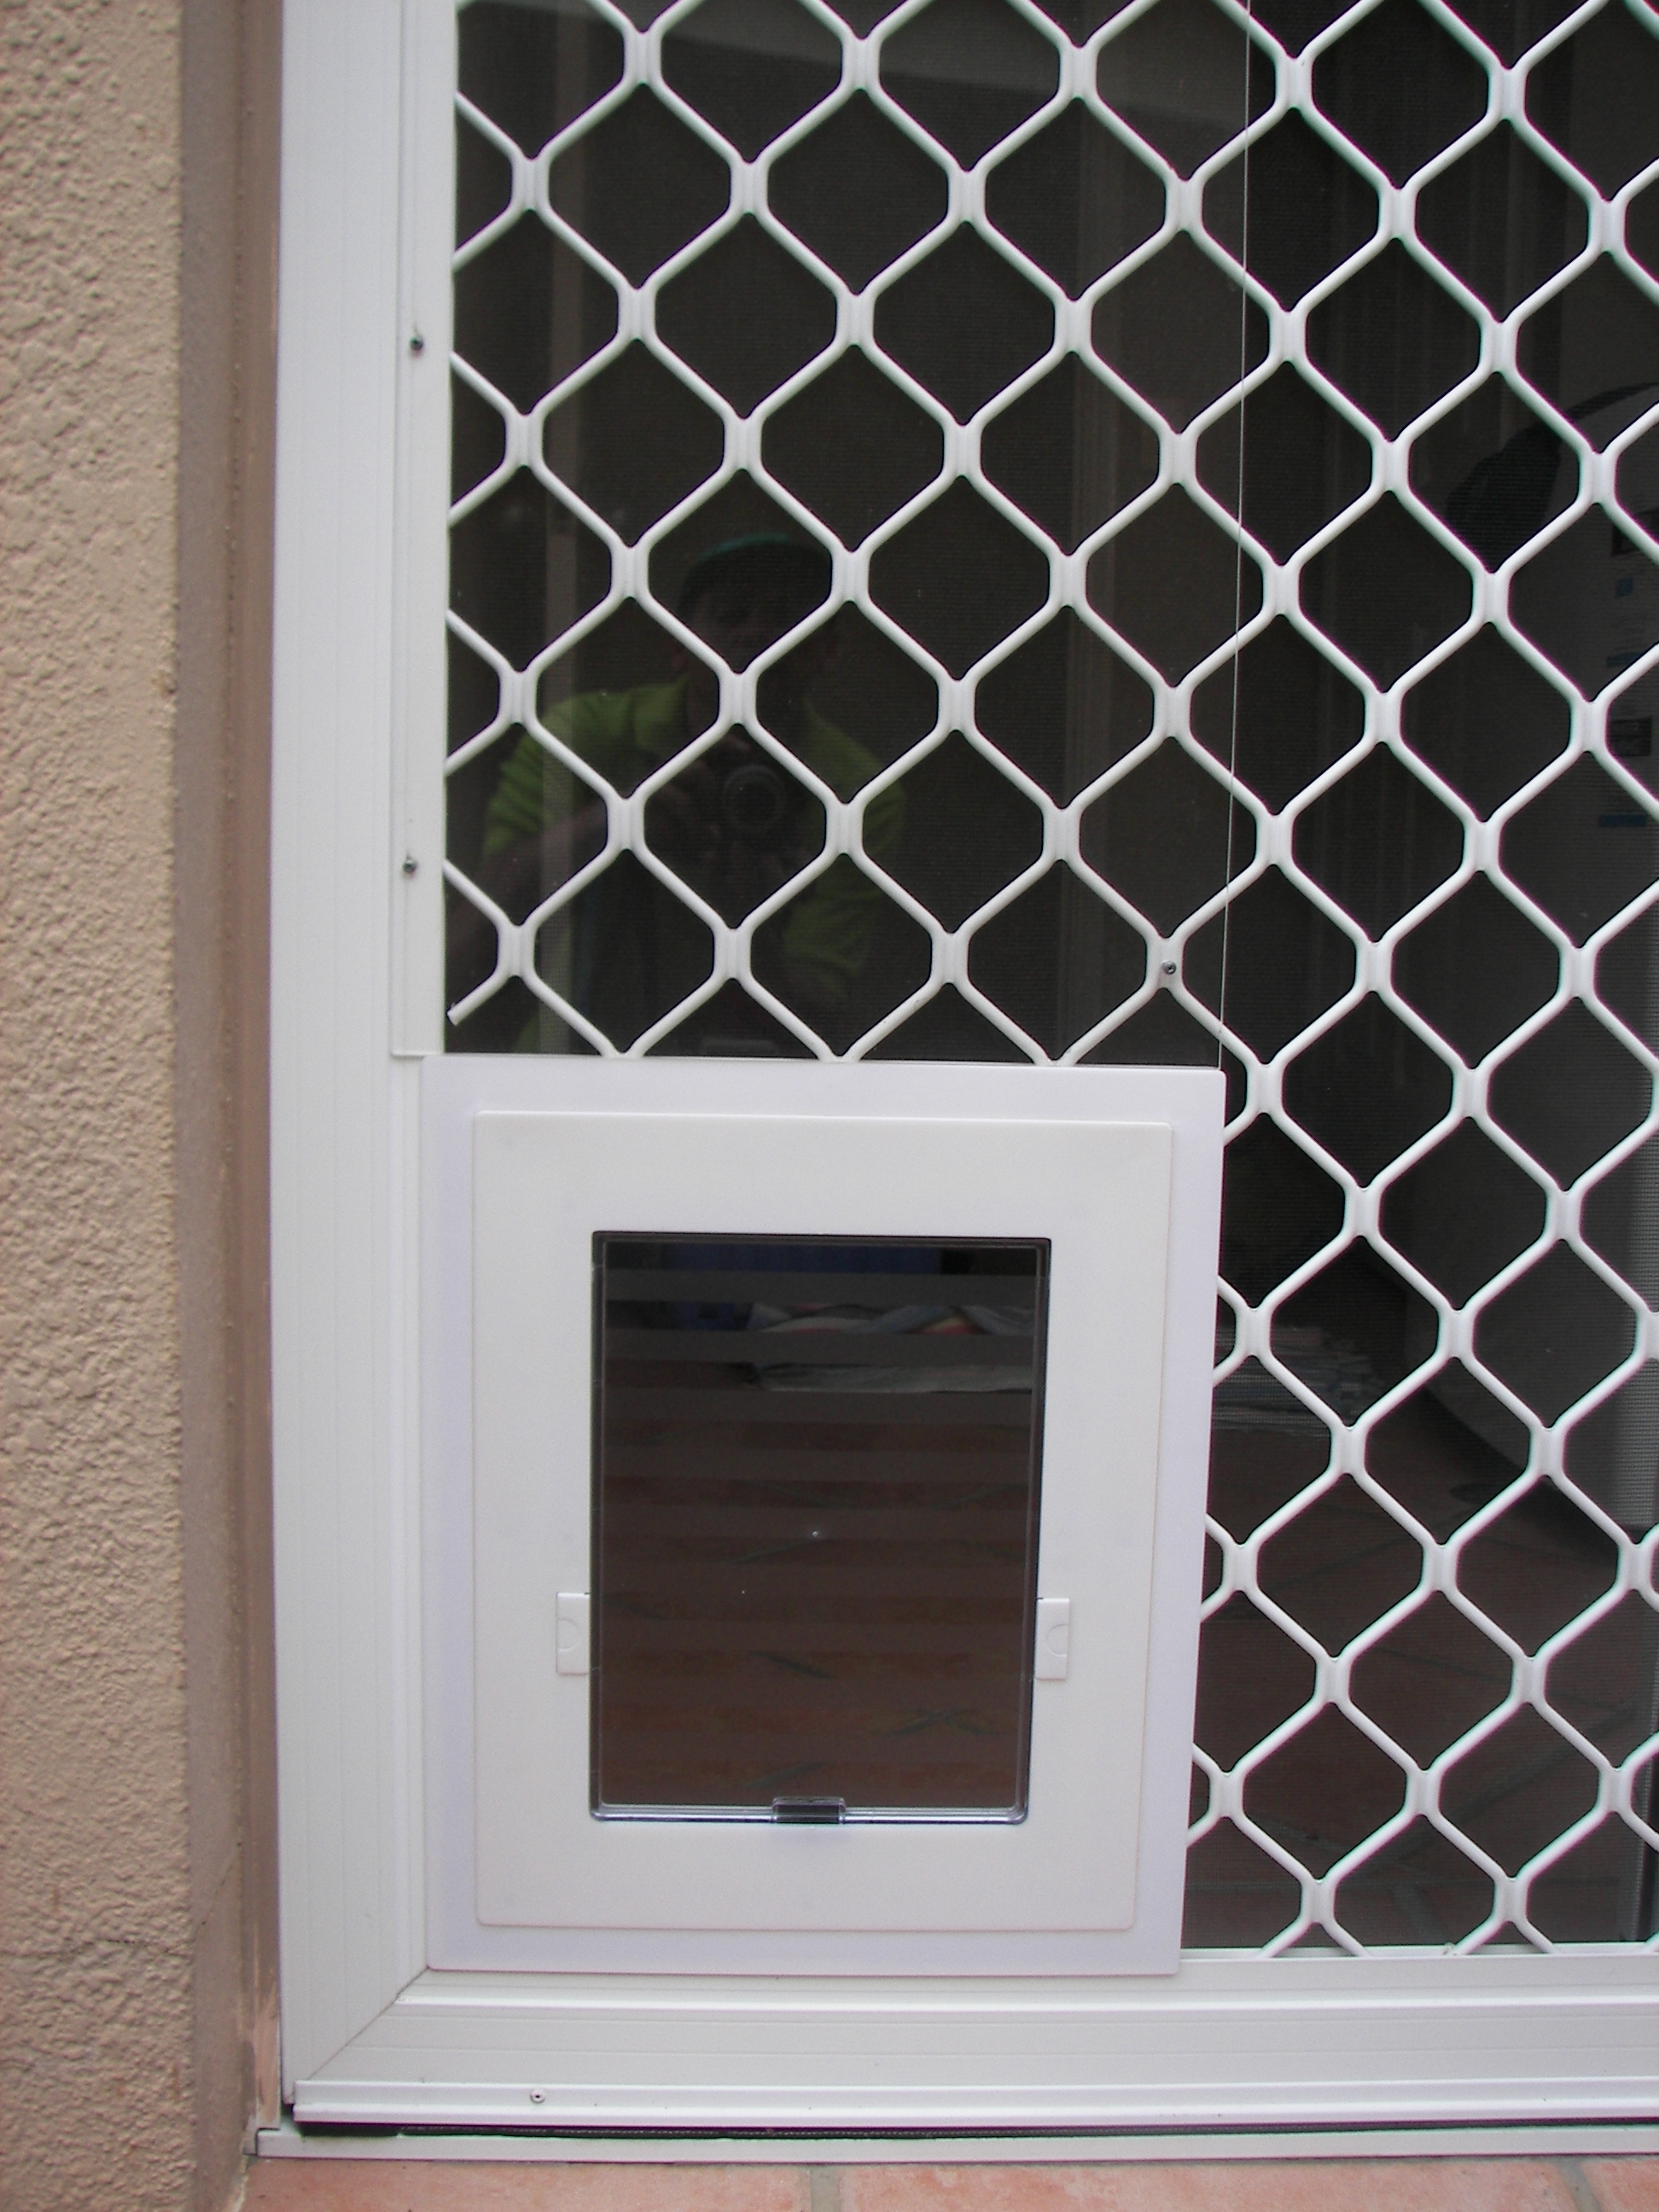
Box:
[266,0,1659,2136]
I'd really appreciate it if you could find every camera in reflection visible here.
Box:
[720,759,790,847]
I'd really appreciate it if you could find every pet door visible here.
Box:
[590,1233,1050,1822]
[424,1055,1222,1975]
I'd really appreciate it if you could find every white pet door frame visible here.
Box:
[424,1057,1223,1974]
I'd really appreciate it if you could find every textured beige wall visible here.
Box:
[0,2,276,2205]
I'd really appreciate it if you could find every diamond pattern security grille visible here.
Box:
[444,0,1659,1949]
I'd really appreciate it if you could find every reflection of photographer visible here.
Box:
[477,537,901,1047]
[641,728,821,925]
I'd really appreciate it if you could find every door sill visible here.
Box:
[259,2117,1659,2163]
[288,1952,1659,2134]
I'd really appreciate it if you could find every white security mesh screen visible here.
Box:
[442,0,1659,1949]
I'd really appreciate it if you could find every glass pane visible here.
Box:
[446,0,1659,1946]
[591,1235,1049,1819]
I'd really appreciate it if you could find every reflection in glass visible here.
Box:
[447,533,907,1053]
[591,1236,1048,1818]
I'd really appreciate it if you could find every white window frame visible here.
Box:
[267,0,1659,2142]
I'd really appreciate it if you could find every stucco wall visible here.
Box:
[0,3,276,2205]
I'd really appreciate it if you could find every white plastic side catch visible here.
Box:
[1034,1598,1070,1681]
[556,1593,590,1677]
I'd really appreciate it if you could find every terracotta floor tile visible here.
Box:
[1582,2162,1659,2212]
[242,2163,811,2212]
[841,2160,1577,2212]
[243,2156,1659,2212]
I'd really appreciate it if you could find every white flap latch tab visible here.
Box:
[556,1592,590,1676]
[1034,1596,1070,1681]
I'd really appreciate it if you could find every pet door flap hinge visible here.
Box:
[771,1796,847,1823]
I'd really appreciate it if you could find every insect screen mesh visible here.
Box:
[443,0,1659,1950]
